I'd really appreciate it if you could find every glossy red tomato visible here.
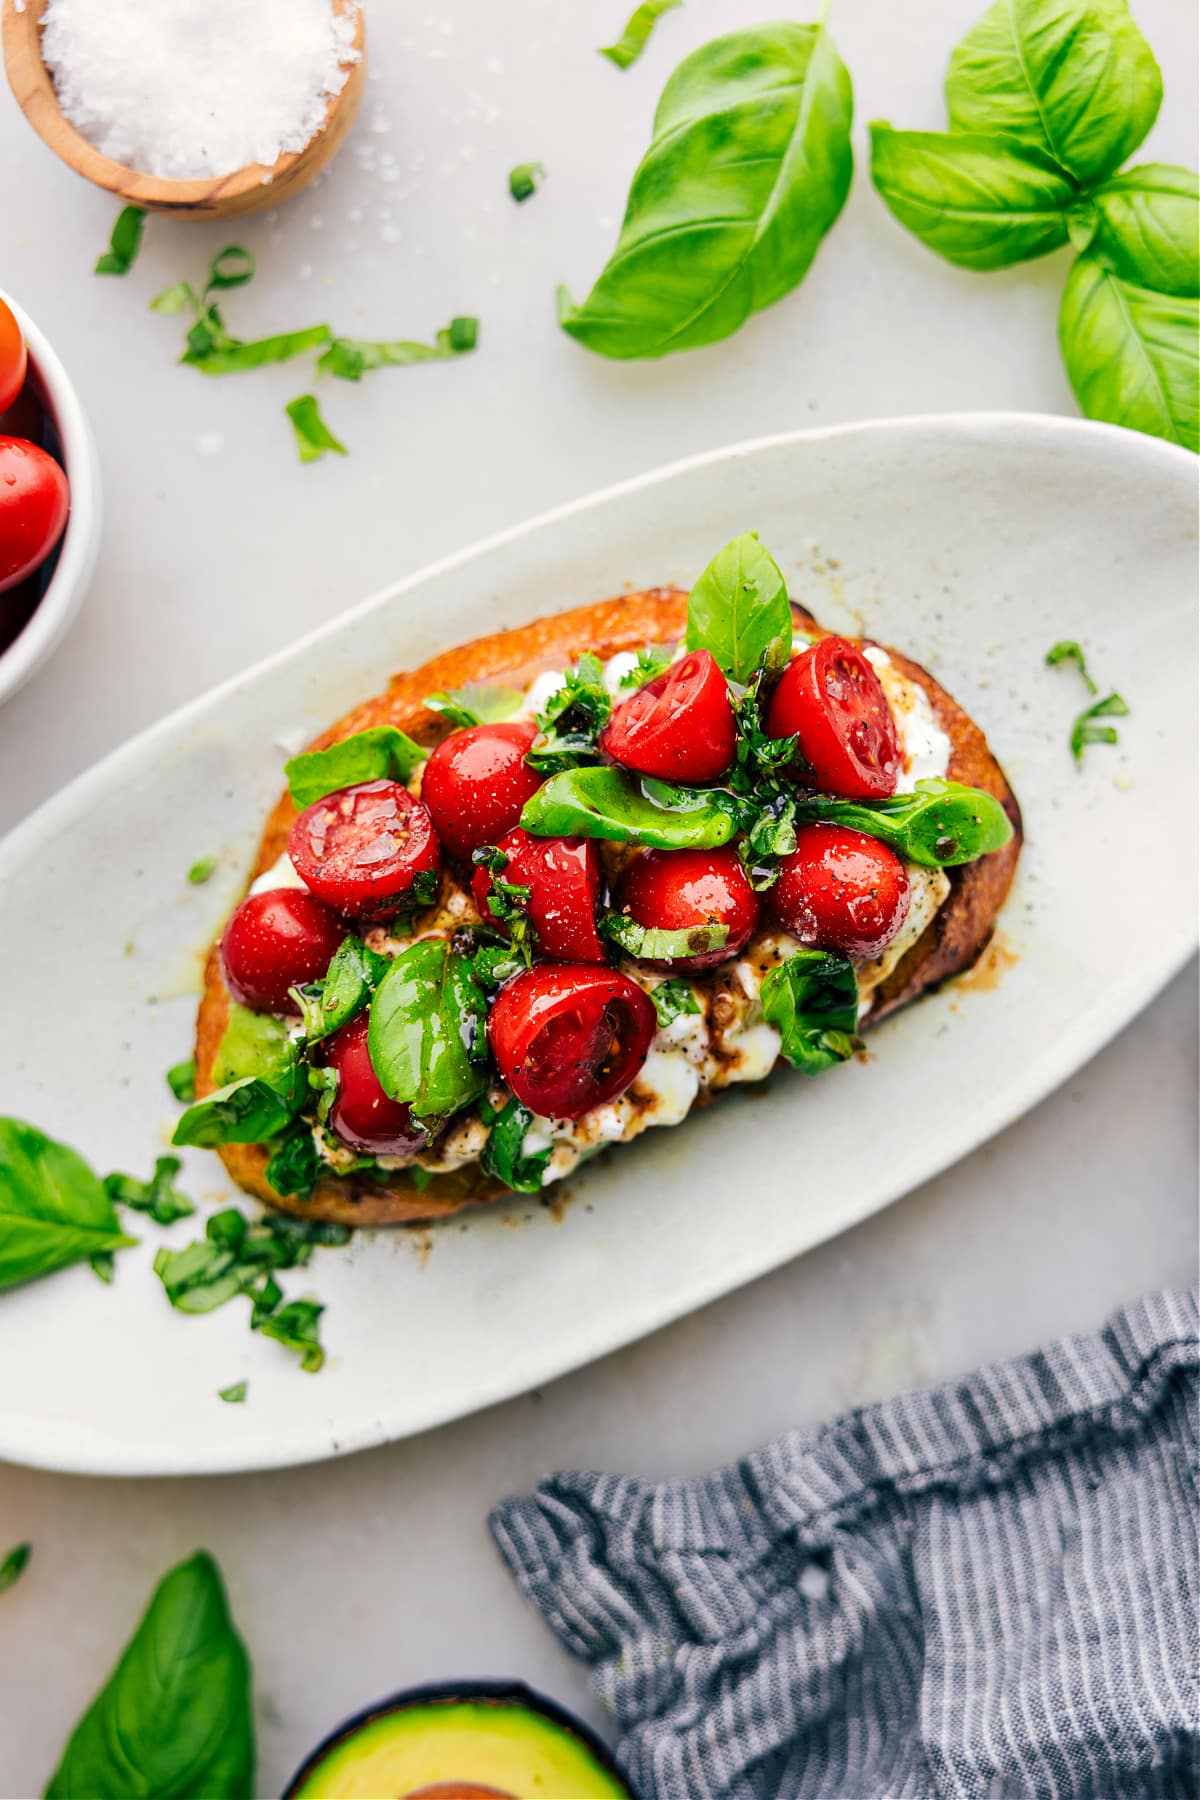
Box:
[0,300,26,414]
[616,846,759,971]
[472,827,605,962]
[600,649,735,782]
[767,637,901,798]
[421,721,543,861]
[488,965,656,1120]
[289,780,440,919]
[771,823,910,958]
[324,1014,428,1157]
[220,888,345,1012]
[0,436,69,594]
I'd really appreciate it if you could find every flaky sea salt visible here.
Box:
[40,0,360,180]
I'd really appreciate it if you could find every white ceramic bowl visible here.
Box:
[0,289,100,704]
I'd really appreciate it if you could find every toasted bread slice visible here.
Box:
[194,590,1021,1224]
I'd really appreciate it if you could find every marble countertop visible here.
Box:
[1,1,1195,1792]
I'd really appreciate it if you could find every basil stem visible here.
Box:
[286,393,347,463]
[793,779,1014,867]
[285,725,425,809]
[0,1543,30,1593]
[650,978,700,1026]
[760,948,859,1075]
[508,162,544,202]
[318,317,479,380]
[521,765,738,849]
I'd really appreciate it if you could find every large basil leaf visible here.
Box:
[479,1097,552,1194]
[1090,165,1199,297]
[285,725,425,809]
[760,949,859,1076]
[367,941,487,1127]
[870,126,1079,268]
[521,766,737,849]
[559,22,853,359]
[44,1551,255,1799]
[0,1118,136,1293]
[794,780,1015,868]
[1059,253,1198,451]
[686,532,791,682]
[945,0,1161,187]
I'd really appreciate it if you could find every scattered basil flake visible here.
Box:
[187,854,218,885]
[792,779,1014,868]
[286,392,347,463]
[293,934,389,1045]
[285,724,425,808]
[760,949,860,1075]
[254,1298,325,1373]
[509,161,544,202]
[600,0,683,70]
[0,1543,30,1594]
[473,847,538,971]
[479,1096,552,1194]
[0,1118,137,1294]
[319,317,479,380]
[424,684,523,727]
[1070,691,1130,763]
[1046,640,1098,694]
[601,913,729,963]
[218,1382,248,1404]
[104,1156,196,1226]
[527,653,612,773]
[619,646,673,688]
[95,205,146,276]
[649,978,700,1028]
[166,1058,197,1104]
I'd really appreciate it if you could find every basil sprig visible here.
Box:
[44,1552,255,1800]
[367,941,488,1129]
[601,913,729,963]
[792,779,1013,868]
[285,725,425,809]
[526,654,612,773]
[480,1096,552,1194]
[761,949,860,1075]
[686,533,792,683]
[560,22,853,359]
[424,684,523,728]
[521,766,737,849]
[0,1118,137,1293]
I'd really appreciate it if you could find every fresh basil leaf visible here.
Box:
[760,948,859,1075]
[296,935,389,1044]
[104,1157,195,1226]
[94,205,145,276]
[44,1551,254,1800]
[254,1297,325,1372]
[218,1382,247,1404]
[318,317,479,380]
[424,684,523,727]
[172,1078,300,1148]
[1090,165,1199,297]
[205,247,256,294]
[521,766,737,849]
[368,941,487,1128]
[508,161,544,202]
[285,725,425,808]
[870,125,1078,269]
[1070,690,1129,761]
[1046,639,1099,693]
[561,22,853,358]
[599,0,682,69]
[945,0,1162,187]
[686,532,791,682]
[650,978,700,1027]
[286,391,347,463]
[1059,252,1198,451]
[184,324,331,376]
[167,1058,198,1104]
[527,653,612,772]
[0,1543,30,1593]
[479,1097,552,1194]
[619,647,674,689]
[153,1207,337,1313]
[263,1128,323,1200]
[0,1118,136,1293]
[601,913,729,962]
[187,854,217,885]
[794,779,1015,867]
[212,1005,297,1090]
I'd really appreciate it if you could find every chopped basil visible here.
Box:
[687,532,792,683]
[473,846,537,970]
[601,913,729,962]
[650,978,700,1027]
[1070,691,1130,762]
[0,1543,30,1594]
[218,1382,247,1404]
[206,247,256,291]
[508,161,544,203]
[187,854,218,885]
[760,949,859,1075]
[189,322,331,376]
[792,779,1014,868]
[1046,639,1098,694]
[480,1097,552,1194]
[319,316,479,380]
[619,646,673,689]
[0,1118,137,1293]
[522,765,737,849]
[285,724,425,808]
[368,940,488,1129]
[286,392,347,462]
[526,654,612,773]
[166,1058,197,1103]
[254,1298,325,1372]
[263,1127,323,1201]
[103,1157,195,1225]
[424,684,523,727]
[95,205,145,276]
[408,1167,436,1190]
[293,934,389,1044]
[599,0,683,70]
[90,1252,115,1285]
[149,281,200,316]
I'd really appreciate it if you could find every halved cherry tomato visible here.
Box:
[615,846,759,971]
[421,721,543,861]
[220,888,345,1012]
[324,1014,428,1157]
[472,827,605,962]
[600,649,735,782]
[289,780,440,919]
[488,965,656,1120]
[0,300,26,415]
[0,436,69,594]
[771,823,910,958]
[767,637,901,798]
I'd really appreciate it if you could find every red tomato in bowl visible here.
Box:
[472,827,605,962]
[220,888,345,1012]
[422,721,543,861]
[0,436,69,594]
[324,1014,428,1157]
[767,637,901,798]
[771,823,910,958]
[289,780,441,919]
[600,649,735,783]
[0,300,26,414]
[615,846,759,970]
[488,965,656,1120]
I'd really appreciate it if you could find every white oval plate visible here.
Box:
[1,415,1195,1476]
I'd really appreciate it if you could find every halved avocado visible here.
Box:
[285,1681,636,1800]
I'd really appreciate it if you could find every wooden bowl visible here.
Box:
[1,0,365,220]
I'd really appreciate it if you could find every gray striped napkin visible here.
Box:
[491,1288,1199,1800]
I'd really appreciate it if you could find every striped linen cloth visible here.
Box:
[491,1288,1199,1800]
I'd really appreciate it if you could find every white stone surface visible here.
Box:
[0,1,1195,1793]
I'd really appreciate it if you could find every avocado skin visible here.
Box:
[285,1681,635,1800]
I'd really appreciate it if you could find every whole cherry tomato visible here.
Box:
[421,721,543,861]
[771,823,910,958]
[472,827,605,962]
[0,436,69,594]
[767,637,901,798]
[289,780,440,919]
[615,846,759,971]
[220,888,345,1012]
[488,965,656,1120]
[324,1013,428,1157]
[0,300,27,414]
[600,649,735,783]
